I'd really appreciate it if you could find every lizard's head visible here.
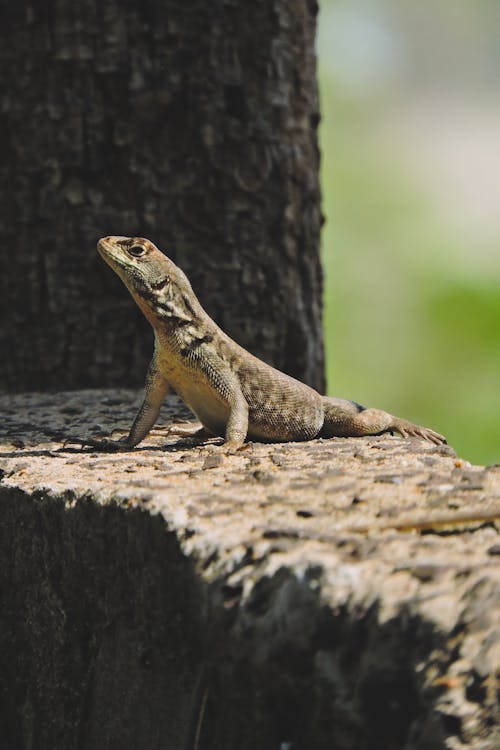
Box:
[97,236,196,323]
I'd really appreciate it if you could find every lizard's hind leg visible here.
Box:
[320,397,446,445]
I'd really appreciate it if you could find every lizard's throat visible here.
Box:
[133,289,194,328]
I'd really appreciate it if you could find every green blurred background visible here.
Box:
[318,0,500,464]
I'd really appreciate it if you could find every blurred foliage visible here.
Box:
[318,71,500,465]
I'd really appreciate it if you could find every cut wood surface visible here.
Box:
[0,390,499,749]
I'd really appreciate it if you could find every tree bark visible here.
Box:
[0,0,324,393]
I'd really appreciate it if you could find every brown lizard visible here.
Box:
[92,236,446,452]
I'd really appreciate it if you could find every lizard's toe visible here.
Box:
[426,429,447,445]
[413,427,446,445]
[393,420,446,445]
[85,436,131,452]
[206,439,250,456]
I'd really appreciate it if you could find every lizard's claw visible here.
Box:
[417,428,447,446]
[84,436,131,452]
[206,440,252,456]
[393,422,446,445]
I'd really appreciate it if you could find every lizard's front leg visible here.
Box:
[203,368,249,453]
[89,356,170,451]
[223,387,249,451]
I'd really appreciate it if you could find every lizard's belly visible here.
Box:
[174,377,230,437]
[155,348,230,436]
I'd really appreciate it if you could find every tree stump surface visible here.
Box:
[1,390,499,749]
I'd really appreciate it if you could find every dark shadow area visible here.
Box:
[0,486,454,749]
[201,569,450,750]
[0,487,205,750]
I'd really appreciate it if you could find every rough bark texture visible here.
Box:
[0,0,324,393]
[1,390,499,749]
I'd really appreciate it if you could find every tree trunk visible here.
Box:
[0,0,324,393]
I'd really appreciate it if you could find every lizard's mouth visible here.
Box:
[97,236,126,264]
[97,237,112,257]
[97,236,148,296]
[97,236,118,255]
[96,237,130,281]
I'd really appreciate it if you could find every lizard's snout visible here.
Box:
[97,236,128,255]
[98,235,124,246]
[97,236,113,250]
[97,236,120,260]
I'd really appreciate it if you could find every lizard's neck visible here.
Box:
[133,284,218,346]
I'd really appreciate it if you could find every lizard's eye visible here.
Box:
[129,244,146,258]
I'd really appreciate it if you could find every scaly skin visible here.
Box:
[91,236,446,452]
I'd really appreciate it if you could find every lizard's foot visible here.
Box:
[390,420,447,446]
[225,440,253,454]
[206,440,252,456]
[84,436,132,452]
[167,425,214,442]
[321,401,447,445]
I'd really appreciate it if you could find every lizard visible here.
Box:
[91,235,446,453]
